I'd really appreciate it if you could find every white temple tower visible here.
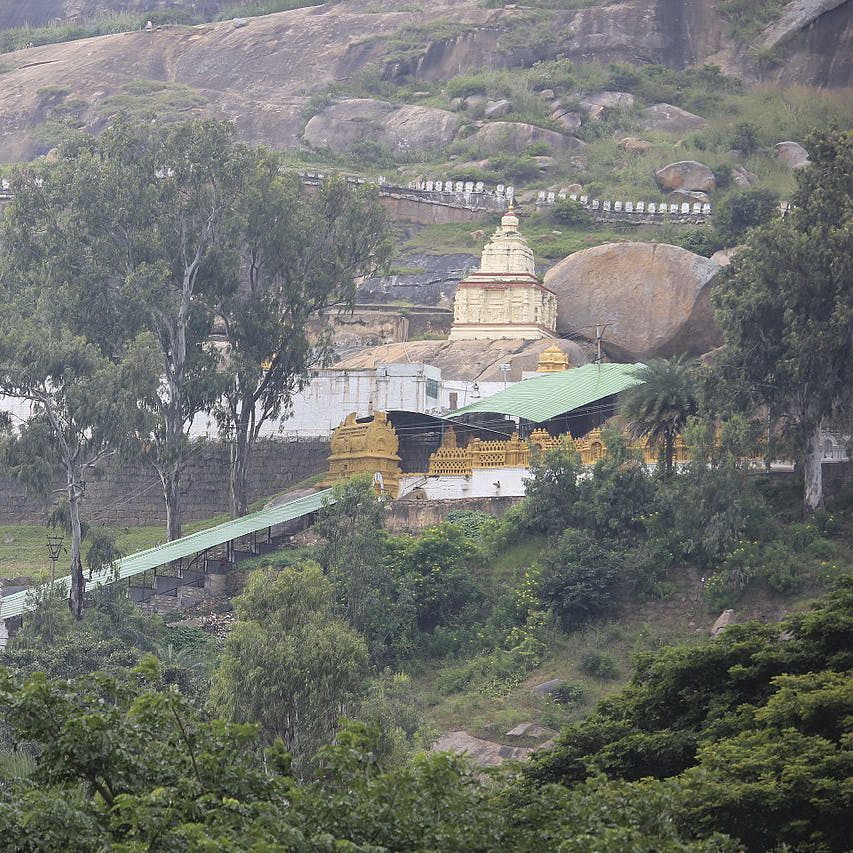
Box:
[449,204,557,340]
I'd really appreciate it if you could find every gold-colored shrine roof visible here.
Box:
[536,344,570,372]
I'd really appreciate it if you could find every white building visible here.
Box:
[186,364,508,438]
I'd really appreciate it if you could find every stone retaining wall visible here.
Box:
[386,495,520,533]
[0,438,330,527]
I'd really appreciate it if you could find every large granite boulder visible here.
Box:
[544,242,723,360]
[303,98,393,152]
[579,90,635,119]
[655,161,716,192]
[432,731,531,766]
[775,140,810,169]
[550,106,583,132]
[640,103,706,133]
[334,338,589,382]
[304,99,459,155]
[468,121,582,155]
[382,104,460,154]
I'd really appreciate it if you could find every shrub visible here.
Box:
[526,141,551,156]
[551,199,591,227]
[391,523,483,632]
[539,529,623,629]
[487,153,542,183]
[445,509,497,538]
[670,228,726,257]
[579,651,618,680]
[729,121,759,154]
[574,432,654,540]
[715,187,780,243]
[551,682,586,707]
[523,438,581,535]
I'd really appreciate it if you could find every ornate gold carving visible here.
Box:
[536,344,570,372]
[425,423,692,476]
[321,411,402,496]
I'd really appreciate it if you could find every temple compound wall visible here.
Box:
[0,438,330,527]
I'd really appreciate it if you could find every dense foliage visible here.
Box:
[1,578,849,850]
[526,578,853,851]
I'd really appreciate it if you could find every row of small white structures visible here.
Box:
[508,185,716,216]
[544,192,713,216]
[401,179,712,216]
[405,178,516,198]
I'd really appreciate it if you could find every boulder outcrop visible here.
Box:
[775,141,811,169]
[618,136,653,152]
[640,103,707,133]
[303,100,459,155]
[544,242,723,360]
[579,90,635,118]
[550,107,583,132]
[334,338,589,382]
[655,161,716,192]
[667,190,711,206]
[467,122,582,155]
[432,731,531,766]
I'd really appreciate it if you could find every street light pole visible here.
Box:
[46,534,63,587]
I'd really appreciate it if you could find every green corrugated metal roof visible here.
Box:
[0,489,334,620]
[448,362,645,423]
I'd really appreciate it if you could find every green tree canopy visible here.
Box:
[619,356,698,476]
[711,129,853,512]
[216,161,390,516]
[209,561,369,768]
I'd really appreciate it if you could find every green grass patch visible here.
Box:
[0,2,326,55]
[719,0,787,44]
[99,79,207,122]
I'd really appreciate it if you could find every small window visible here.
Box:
[449,392,458,410]
[425,378,440,399]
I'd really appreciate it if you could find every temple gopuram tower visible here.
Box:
[449,203,558,340]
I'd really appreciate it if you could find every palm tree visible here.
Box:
[619,356,698,475]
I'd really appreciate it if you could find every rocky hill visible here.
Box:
[0,0,850,164]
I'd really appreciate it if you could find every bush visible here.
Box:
[445,509,497,538]
[670,228,726,257]
[715,187,780,243]
[523,438,581,535]
[539,529,623,630]
[649,462,776,569]
[487,153,542,183]
[551,682,586,707]
[729,121,759,154]
[574,433,654,540]
[551,199,591,227]
[391,523,484,632]
[579,651,618,680]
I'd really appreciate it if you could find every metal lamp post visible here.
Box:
[46,534,63,587]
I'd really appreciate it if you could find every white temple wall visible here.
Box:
[399,467,528,499]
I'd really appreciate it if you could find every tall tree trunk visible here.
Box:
[67,478,85,620]
[664,433,675,476]
[803,421,824,515]
[230,422,251,518]
[162,467,182,542]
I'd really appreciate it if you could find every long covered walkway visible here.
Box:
[0,489,334,621]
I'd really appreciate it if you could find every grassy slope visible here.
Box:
[0,473,324,583]
[410,515,850,746]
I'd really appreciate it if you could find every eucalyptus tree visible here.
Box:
[3,117,244,541]
[215,156,390,516]
[0,316,150,619]
[712,129,853,512]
